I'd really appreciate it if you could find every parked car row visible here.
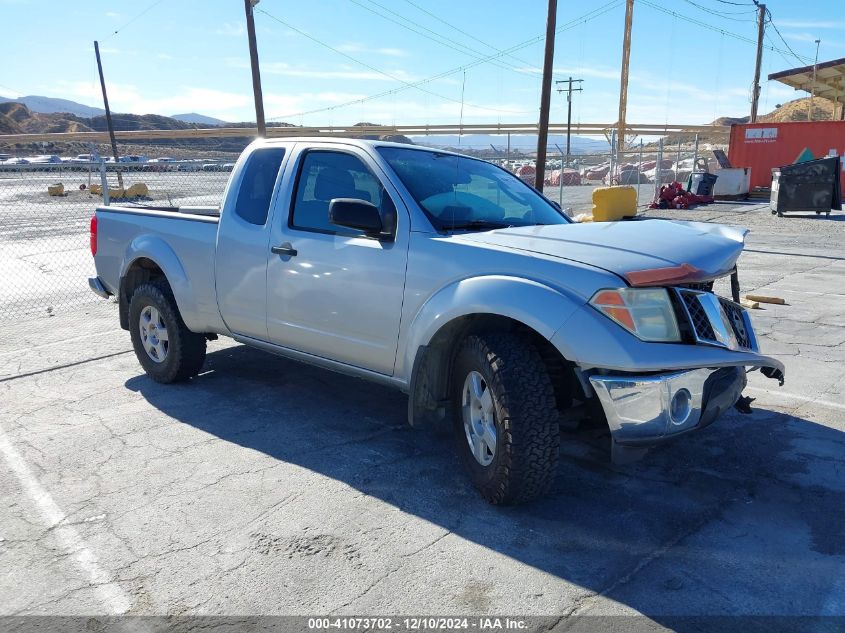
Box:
[0,154,235,172]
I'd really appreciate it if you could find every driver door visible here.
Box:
[265,145,409,375]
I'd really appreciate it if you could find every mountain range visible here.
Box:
[0,95,228,125]
[0,95,106,118]
[0,101,410,155]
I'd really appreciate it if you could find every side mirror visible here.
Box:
[329,198,389,239]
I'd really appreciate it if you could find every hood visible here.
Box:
[456,220,748,283]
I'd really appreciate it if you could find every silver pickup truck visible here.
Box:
[89,138,784,504]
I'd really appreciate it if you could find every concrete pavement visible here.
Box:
[0,202,843,625]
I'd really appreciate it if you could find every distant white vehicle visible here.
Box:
[1,157,29,165]
[29,154,63,164]
[69,154,100,164]
[144,157,177,172]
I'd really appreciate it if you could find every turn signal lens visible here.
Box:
[590,288,681,342]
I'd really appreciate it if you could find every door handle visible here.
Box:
[271,244,298,257]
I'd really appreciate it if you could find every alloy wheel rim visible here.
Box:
[461,370,497,466]
[139,305,169,363]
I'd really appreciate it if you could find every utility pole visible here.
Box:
[534,0,558,193]
[244,0,266,136]
[810,38,821,121]
[555,76,583,170]
[617,0,634,152]
[750,2,766,123]
[94,40,123,189]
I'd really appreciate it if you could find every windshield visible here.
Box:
[377,146,570,231]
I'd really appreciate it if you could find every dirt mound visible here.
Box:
[708,97,837,126]
[0,101,33,123]
[759,97,836,122]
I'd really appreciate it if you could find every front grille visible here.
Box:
[720,298,752,349]
[680,280,715,293]
[675,289,755,351]
[680,291,716,342]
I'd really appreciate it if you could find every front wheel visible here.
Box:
[129,281,206,383]
[451,333,560,504]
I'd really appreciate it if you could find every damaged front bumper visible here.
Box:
[589,365,751,445]
[552,289,785,448]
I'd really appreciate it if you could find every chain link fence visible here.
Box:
[487,145,723,213]
[0,161,229,321]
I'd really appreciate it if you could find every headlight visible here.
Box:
[590,287,681,342]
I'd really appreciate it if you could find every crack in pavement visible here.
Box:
[0,349,134,383]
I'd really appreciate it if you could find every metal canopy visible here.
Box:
[768,57,845,110]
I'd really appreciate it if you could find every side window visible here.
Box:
[291,151,389,234]
[233,147,285,225]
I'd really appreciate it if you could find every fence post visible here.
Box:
[676,138,682,176]
[637,139,643,206]
[654,137,663,203]
[609,128,616,185]
[99,161,109,206]
[559,146,565,208]
[693,133,700,173]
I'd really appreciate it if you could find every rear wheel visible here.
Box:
[129,281,206,383]
[451,332,560,504]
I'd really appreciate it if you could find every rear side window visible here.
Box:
[234,148,285,225]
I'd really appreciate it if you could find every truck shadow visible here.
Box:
[126,343,845,622]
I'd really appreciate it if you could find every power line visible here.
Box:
[400,0,542,71]
[261,0,623,121]
[346,0,524,77]
[681,0,756,21]
[256,8,529,116]
[765,8,810,64]
[765,30,795,66]
[0,81,26,97]
[103,0,166,41]
[640,0,810,62]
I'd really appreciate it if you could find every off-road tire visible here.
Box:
[451,332,560,504]
[129,281,206,383]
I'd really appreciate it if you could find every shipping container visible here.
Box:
[727,121,845,199]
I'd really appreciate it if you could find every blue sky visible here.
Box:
[2,0,843,126]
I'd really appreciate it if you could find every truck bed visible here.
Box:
[94,204,223,332]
